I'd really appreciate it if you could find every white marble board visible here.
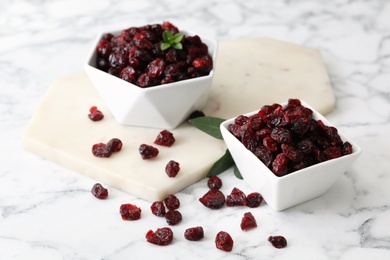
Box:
[21,38,335,202]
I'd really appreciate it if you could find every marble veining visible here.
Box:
[1,0,390,259]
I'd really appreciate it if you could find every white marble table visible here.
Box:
[1,0,390,259]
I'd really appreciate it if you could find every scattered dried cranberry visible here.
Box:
[139,144,159,159]
[207,175,222,190]
[119,203,142,220]
[88,106,104,121]
[146,227,173,246]
[226,187,247,206]
[184,226,204,241]
[227,98,353,177]
[199,189,225,209]
[154,130,175,147]
[165,160,180,177]
[150,201,166,216]
[91,183,108,199]
[92,138,123,158]
[165,210,182,225]
[246,192,263,208]
[268,235,287,248]
[215,231,234,252]
[164,194,180,210]
[240,212,257,231]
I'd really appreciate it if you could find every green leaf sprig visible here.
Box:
[161,30,184,51]
[188,116,243,179]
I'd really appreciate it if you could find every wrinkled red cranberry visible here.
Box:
[139,144,159,159]
[199,189,225,209]
[107,138,123,153]
[240,212,257,231]
[226,187,247,207]
[246,192,263,208]
[207,175,222,190]
[92,138,122,158]
[154,130,175,147]
[91,183,108,199]
[164,194,180,210]
[165,160,180,177]
[150,201,166,216]
[272,153,289,176]
[119,203,141,220]
[165,210,182,225]
[146,227,173,246]
[184,226,204,241]
[268,235,287,248]
[88,106,104,121]
[215,231,234,252]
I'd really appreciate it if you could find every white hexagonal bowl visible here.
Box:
[220,100,362,211]
[84,27,217,129]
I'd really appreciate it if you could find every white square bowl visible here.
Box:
[84,25,217,129]
[220,100,361,211]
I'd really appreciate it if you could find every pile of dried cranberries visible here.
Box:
[95,21,213,88]
[227,99,353,176]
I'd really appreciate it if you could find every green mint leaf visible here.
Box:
[233,164,243,179]
[207,149,235,177]
[173,42,182,50]
[161,42,171,51]
[172,33,184,43]
[162,30,172,42]
[188,116,225,140]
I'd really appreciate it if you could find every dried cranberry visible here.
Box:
[150,201,166,216]
[184,226,204,241]
[146,58,166,78]
[253,146,274,168]
[268,235,287,248]
[146,227,173,246]
[120,66,137,83]
[226,187,247,207]
[215,231,234,252]
[164,194,180,210]
[139,144,159,159]
[263,136,279,153]
[92,143,111,158]
[107,138,123,152]
[272,153,289,176]
[96,39,111,58]
[323,146,342,159]
[240,212,257,231]
[88,106,104,121]
[119,203,141,220]
[207,176,222,190]
[91,183,108,199]
[92,138,122,158]
[165,210,182,225]
[199,189,225,209]
[342,141,353,155]
[270,127,292,144]
[154,130,175,147]
[165,160,180,177]
[192,54,213,72]
[246,192,263,208]
[281,143,304,162]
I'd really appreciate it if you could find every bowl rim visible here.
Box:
[84,26,218,92]
[220,100,362,180]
